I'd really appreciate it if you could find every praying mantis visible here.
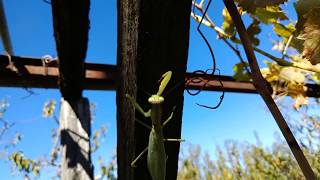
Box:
[126,71,182,180]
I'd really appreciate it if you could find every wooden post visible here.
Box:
[117,0,192,179]
[134,2,192,179]
[60,98,93,180]
[51,0,92,179]
[116,0,139,179]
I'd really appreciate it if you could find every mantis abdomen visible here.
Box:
[147,128,166,180]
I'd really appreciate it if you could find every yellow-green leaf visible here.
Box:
[222,7,236,36]
[254,6,288,24]
[232,62,251,81]
[273,23,294,38]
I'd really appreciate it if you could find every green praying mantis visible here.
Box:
[126,71,183,180]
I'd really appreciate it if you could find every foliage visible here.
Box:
[9,151,40,176]
[232,62,250,81]
[234,0,288,12]
[192,0,320,110]
[178,102,320,179]
[0,99,116,179]
[188,2,320,178]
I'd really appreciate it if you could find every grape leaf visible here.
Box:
[222,7,236,36]
[297,8,320,65]
[232,62,250,81]
[273,23,294,38]
[254,6,288,24]
[279,67,305,84]
[235,0,288,12]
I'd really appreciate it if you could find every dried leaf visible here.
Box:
[42,100,56,118]
[279,67,305,84]
[294,0,320,33]
[297,8,320,65]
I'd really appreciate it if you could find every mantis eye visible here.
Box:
[148,95,164,104]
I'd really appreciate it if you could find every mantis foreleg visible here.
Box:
[126,94,151,117]
[157,71,172,96]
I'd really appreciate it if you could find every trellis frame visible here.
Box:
[0,0,318,179]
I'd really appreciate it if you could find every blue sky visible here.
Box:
[0,0,295,179]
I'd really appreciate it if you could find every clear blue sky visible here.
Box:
[0,0,294,179]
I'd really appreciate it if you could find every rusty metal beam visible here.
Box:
[1,55,320,97]
[0,55,117,90]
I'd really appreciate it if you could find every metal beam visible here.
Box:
[1,55,320,97]
[0,55,117,90]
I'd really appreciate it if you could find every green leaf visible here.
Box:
[222,7,236,36]
[297,8,320,65]
[311,73,320,83]
[254,6,288,24]
[232,62,251,81]
[273,23,294,38]
[22,159,30,172]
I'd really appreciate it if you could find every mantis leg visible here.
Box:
[157,71,172,96]
[162,106,176,127]
[126,94,151,117]
[163,138,185,142]
[135,118,151,130]
[131,147,148,167]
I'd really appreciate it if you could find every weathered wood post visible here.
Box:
[59,98,92,179]
[117,0,192,179]
[117,0,139,179]
[51,0,93,179]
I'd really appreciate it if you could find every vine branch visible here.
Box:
[223,0,316,179]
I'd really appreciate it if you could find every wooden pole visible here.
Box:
[60,98,93,180]
[116,0,139,179]
[51,0,93,179]
[134,1,192,179]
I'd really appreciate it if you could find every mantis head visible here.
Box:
[147,71,171,104]
[148,95,164,105]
